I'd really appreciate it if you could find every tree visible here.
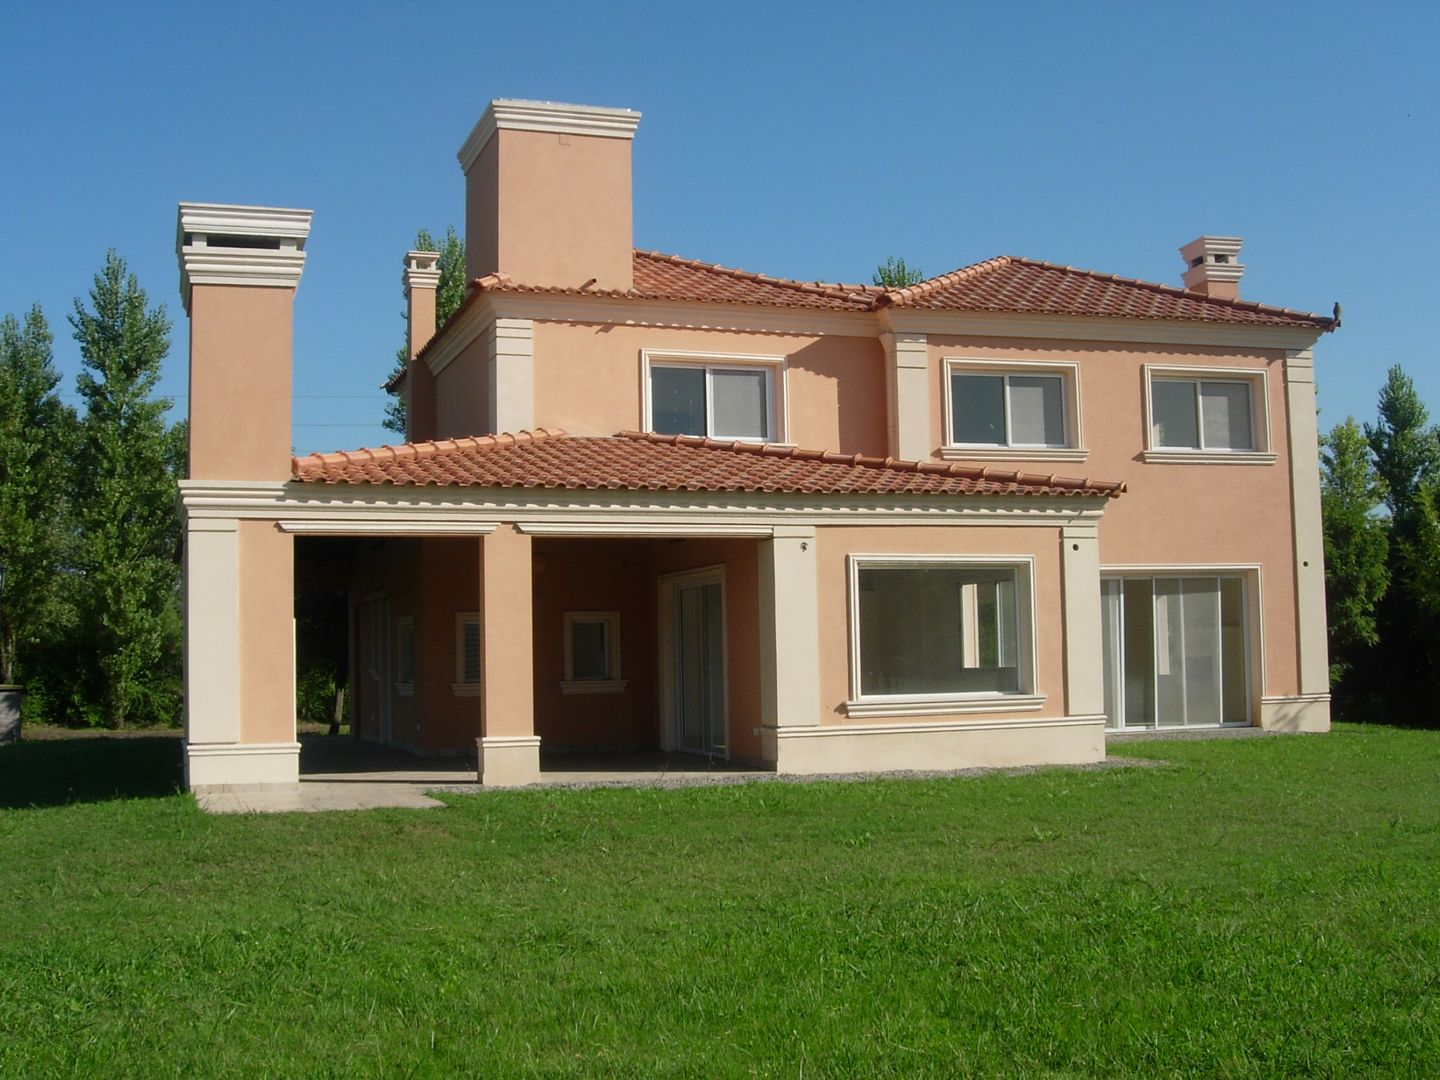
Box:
[1320,417,1389,681]
[0,306,77,687]
[69,251,183,727]
[1365,364,1440,525]
[382,226,466,435]
[873,257,925,288]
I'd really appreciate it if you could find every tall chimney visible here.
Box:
[457,99,641,291]
[1180,235,1244,301]
[178,203,312,479]
[403,249,440,442]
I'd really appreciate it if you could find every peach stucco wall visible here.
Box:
[238,520,295,743]
[926,335,1299,697]
[434,335,491,440]
[530,322,888,453]
[188,284,293,481]
[813,525,1068,722]
[466,128,633,291]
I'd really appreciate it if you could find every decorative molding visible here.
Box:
[277,521,499,536]
[404,250,441,294]
[842,693,1047,719]
[176,202,312,313]
[458,99,642,173]
[517,522,773,537]
[490,318,535,434]
[560,679,628,696]
[940,448,1088,463]
[777,713,1090,737]
[1140,451,1278,466]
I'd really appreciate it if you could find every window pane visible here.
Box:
[1008,376,1066,446]
[1152,381,1199,448]
[1182,578,1221,726]
[651,366,706,436]
[461,619,481,683]
[1220,578,1248,723]
[1199,382,1254,450]
[951,373,1006,445]
[858,566,1020,696]
[1154,578,1185,724]
[711,369,768,439]
[571,621,608,681]
[1122,579,1156,727]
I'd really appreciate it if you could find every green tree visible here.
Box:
[69,251,183,728]
[873,257,925,288]
[0,306,77,687]
[1320,417,1389,681]
[1365,364,1440,525]
[383,226,466,435]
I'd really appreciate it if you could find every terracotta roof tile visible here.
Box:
[293,429,1125,499]
[881,256,1334,328]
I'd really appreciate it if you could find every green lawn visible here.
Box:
[1,726,1437,1077]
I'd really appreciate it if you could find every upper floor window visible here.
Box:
[642,350,785,443]
[942,359,1084,461]
[1142,366,1274,464]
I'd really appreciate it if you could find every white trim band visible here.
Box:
[458,99,642,172]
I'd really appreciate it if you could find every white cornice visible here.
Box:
[404,250,442,294]
[458,99,642,173]
[176,202,313,314]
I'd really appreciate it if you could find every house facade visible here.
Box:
[177,100,1335,790]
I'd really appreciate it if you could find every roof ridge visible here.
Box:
[878,255,1016,307]
[291,427,567,472]
[614,430,1124,497]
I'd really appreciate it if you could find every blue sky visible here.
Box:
[3,2,1435,454]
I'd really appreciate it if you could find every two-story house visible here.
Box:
[177,100,1335,790]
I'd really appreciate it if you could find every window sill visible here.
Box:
[451,682,480,697]
[1141,450,1277,466]
[939,447,1088,463]
[560,679,628,696]
[844,693,1046,719]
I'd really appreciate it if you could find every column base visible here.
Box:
[1260,694,1331,733]
[478,735,542,786]
[187,741,301,791]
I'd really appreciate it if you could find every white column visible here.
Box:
[880,330,931,461]
[489,317,535,434]
[758,526,821,736]
[1060,521,1104,718]
[1284,348,1331,697]
[185,519,241,748]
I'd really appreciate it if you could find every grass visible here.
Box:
[0,725,1437,1077]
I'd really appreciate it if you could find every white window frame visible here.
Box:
[395,615,415,697]
[844,554,1045,718]
[561,611,626,695]
[452,612,481,697]
[941,358,1086,462]
[640,349,788,444]
[1142,365,1276,464]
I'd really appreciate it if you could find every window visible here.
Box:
[453,613,480,696]
[562,612,625,694]
[942,360,1084,461]
[846,557,1041,716]
[643,350,784,442]
[395,616,415,695]
[1143,366,1274,463]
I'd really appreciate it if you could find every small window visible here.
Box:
[849,558,1036,708]
[942,361,1083,460]
[453,613,480,695]
[396,616,415,694]
[562,612,625,694]
[1151,378,1254,451]
[645,353,781,442]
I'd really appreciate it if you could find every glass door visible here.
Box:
[675,581,726,755]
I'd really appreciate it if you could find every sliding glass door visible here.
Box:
[1101,576,1249,729]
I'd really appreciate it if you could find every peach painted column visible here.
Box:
[178,203,310,790]
[758,526,821,767]
[404,250,440,442]
[478,525,540,784]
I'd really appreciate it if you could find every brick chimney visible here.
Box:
[177,203,312,479]
[457,99,641,291]
[1180,235,1244,301]
[403,249,440,442]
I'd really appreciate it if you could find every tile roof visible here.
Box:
[878,256,1335,328]
[292,429,1125,499]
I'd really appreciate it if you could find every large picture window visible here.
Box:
[848,557,1037,709]
[643,351,784,442]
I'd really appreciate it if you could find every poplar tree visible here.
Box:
[1365,365,1440,526]
[69,252,182,727]
[1320,417,1389,682]
[0,306,77,687]
[383,226,466,435]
